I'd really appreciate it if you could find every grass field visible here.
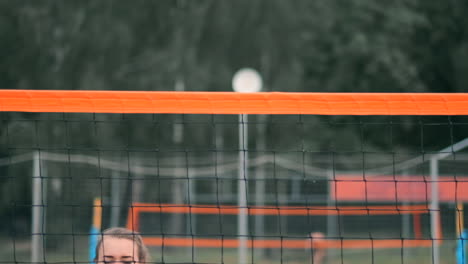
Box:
[0,236,461,264]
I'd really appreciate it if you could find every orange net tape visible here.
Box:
[1,90,468,115]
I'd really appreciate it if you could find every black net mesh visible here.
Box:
[1,112,468,263]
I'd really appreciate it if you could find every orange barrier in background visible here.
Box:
[1,90,468,115]
[126,203,439,249]
[126,203,430,232]
[332,175,468,202]
[142,237,432,249]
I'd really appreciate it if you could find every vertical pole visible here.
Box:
[402,170,410,239]
[42,158,48,241]
[189,169,196,236]
[31,151,44,264]
[456,203,465,264]
[89,198,102,263]
[238,114,248,264]
[110,171,121,227]
[215,127,226,202]
[457,203,464,238]
[131,160,143,203]
[326,169,337,261]
[413,214,422,239]
[430,157,440,264]
[232,68,262,263]
[255,115,266,258]
[173,78,186,251]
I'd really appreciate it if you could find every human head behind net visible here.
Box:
[94,227,149,264]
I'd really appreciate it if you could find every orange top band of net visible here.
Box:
[1,90,468,115]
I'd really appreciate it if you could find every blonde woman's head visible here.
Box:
[94,227,149,264]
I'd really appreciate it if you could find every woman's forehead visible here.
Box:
[99,237,138,257]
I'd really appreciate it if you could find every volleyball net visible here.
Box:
[1,90,468,264]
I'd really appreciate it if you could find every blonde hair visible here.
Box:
[94,227,149,263]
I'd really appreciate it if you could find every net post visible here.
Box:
[326,169,337,258]
[430,157,440,264]
[254,114,266,258]
[31,151,45,264]
[233,68,262,264]
[402,170,411,239]
[238,113,248,264]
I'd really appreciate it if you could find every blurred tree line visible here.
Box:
[1,0,468,239]
[2,1,468,93]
